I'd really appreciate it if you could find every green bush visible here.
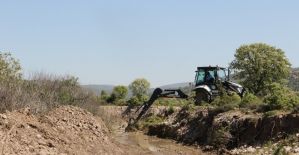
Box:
[264,83,299,110]
[128,95,149,106]
[114,99,127,106]
[240,93,263,109]
[100,90,109,101]
[211,93,241,107]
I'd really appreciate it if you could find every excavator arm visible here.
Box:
[129,88,188,126]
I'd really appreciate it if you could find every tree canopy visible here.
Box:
[129,78,150,97]
[0,52,22,84]
[230,43,291,95]
[112,85,128,100]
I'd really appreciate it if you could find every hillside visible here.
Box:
[81,84,114,95]
[289,67,299,91]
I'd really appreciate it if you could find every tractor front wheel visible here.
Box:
[195,89,210,105]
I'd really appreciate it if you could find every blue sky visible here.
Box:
[0,0,298,87]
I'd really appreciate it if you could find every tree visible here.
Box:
[112,85,128,100]
[230,43,291,95]
[100,90,109,101]
[128,78,151,105]
[0,52,22,84]
[129,78,150,97]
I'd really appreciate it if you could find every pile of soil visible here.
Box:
[0,106,125,155]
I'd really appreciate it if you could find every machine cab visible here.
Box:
[194,66,229,87]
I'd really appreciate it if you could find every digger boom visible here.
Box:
[130,88,188,125]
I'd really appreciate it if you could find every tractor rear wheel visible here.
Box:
[195,89,210,105]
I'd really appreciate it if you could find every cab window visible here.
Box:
[195,69,205,85]
[217,69,226,81]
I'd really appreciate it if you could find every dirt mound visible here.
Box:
[0,106,125,155]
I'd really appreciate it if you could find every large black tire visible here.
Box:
[195,89,210,105]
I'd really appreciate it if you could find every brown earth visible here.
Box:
[0,106,126,155]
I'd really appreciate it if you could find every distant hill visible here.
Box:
[81,85,114,95]
[289,68,299,91]
[158,82,192,89]
[81,82,192,96]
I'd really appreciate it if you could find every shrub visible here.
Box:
[0,52,22,84]
[128,95,149,106]
[240,93,263,109]
[167,106,175,115]
[112,85,128,100]
[211,93,241,107]
[264,83,299,110]
[100,90,109,101]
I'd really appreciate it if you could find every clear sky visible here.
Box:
[0,0,298,87]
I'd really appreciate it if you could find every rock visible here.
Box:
[36,134,42,139]
[284,146,292,152]
[256,146,261,149]
[0,114,7,119]
[247,146,256,153]
[294,147,299,153]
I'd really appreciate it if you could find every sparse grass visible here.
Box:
[137,115,165,129]
[155,98,192,107]
[167,106,175,115]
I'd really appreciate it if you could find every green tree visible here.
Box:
[100,90,109,101]
[230,43,291,95]
[129,78,150,97]
[0,52,22,84]
[128,78,150,105]
[112,85,128,100]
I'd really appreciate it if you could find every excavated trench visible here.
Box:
[98,106,299,154]
[98,106,208,155]
[146,107,299,151]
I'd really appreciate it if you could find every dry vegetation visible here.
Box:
[0,73,96,114]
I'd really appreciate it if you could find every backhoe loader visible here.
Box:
[128,66,246,126]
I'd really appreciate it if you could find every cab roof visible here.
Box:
[196,66,226,71]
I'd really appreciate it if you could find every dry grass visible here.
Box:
[0,72,96,114]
